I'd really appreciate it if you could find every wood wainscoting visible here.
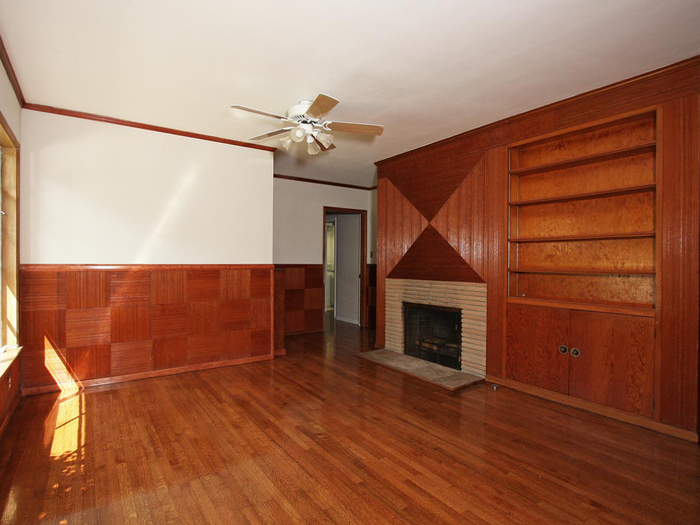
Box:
[19,264,277,395]
[275,265,325,336]
[375,57,700,440]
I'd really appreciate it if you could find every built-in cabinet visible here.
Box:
[505,112,659,422]
[506,303,655,417]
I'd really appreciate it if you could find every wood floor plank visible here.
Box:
[0,319,698,524]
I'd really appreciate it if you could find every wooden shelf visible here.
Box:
[509,183,656,207]
[509,231,656,243]
[509,268,655,276]
[509,142,656,177]
[506,296,656,317]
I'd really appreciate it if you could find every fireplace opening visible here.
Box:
[403,302,462,371]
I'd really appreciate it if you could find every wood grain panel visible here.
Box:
[151,303,188,338]
[512,272,655,307]
[67,344,111,380]
[513,113,655,168]
[221,269,251,300]
[64,271,110,309]
[513,152,655,201]
[387,226,484,283]
[304,266,324,289]
[225,329,252,360]
[110,271,151,305]
[21,265,274,389]
[506,303,570,394]
[111,305,151,343]
[219,300,251,330]
[187,333,224,364]
[304,288,324,310]
[188,301,219,334]
[515,191,656,238]
[569,311,655,417]
[432,157,487,278]
[66,308,111,348]
[19,309,65,348]
[513,238,655,273]
[658,95,700,431]
[153,336,187,370]
[250,329,272,356]
[20,271,62,311]
[484,148,509,376]
[284,268,305,290]
[111,340,153,376]
[250,269,271,298]
[273,270,286,353]
[383,180,428,274]
[187,270,221,302]
[151,270,186,304]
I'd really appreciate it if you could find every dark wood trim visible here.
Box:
[0,108,19,148]
[273,263,323,269]
[376,55,700,167]
[23,104,276,152]
[487,375,698,443]
[323,207,368,328]
[275,174,377,191]
[0,32,25,108]
[20,263,274,271]
[21,354,274,397]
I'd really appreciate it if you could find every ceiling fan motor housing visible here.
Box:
[286,100,315,121]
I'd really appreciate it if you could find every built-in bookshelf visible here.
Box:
[507,112,657,314]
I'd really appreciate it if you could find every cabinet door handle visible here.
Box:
[570,348,581,358]
[558,345,569,355]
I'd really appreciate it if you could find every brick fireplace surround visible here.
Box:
[384,278,487,377]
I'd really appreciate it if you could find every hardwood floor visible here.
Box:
[0,319,698,524]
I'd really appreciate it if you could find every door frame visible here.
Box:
[324,216,338,315]
[322,206,368,329]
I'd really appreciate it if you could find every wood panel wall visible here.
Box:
[276,265,325,335]
[19,265,275,393]
[375,57,700,435]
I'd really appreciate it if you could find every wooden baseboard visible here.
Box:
[0,394,20,440]
[486,375,698,443]
[22,354,274,397]
[274,348,287,356]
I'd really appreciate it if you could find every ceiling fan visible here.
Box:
[231,94,384,155]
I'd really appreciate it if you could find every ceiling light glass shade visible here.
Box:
[307,135,321,155]
[290,125,307,142]
[280,135,293,150]
[315,131,334,148]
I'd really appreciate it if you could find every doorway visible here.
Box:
[323,207,367,328]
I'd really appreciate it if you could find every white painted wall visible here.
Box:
[20,110,274,264]
[273,178,376,264]
[334,214,361,325]
[0,63,21,139]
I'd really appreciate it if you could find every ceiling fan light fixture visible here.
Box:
[290,125,307,143]
[280,135,293,150]
[307,135,321,155]
[315,131,334,148]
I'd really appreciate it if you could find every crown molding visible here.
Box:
[24,104,276,152]
[274,173,377,191]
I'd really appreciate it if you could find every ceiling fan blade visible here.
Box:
[313,137,337,152]
[306,94,339,119]
[248,127,294,140]
[326,121,384,136]
[231,105,292,122]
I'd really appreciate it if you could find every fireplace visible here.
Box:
[403,302,462,370]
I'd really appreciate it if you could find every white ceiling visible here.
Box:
[1,0,699,186]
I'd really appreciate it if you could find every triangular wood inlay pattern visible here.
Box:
[386,151,482,221]
[387,225,484,283]
[383,180,429,274]
[431,157,486,279]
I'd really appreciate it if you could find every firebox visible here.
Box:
[403,302,462,371]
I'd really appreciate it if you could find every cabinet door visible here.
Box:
[569,311,655,417]
[506,304,570,394]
